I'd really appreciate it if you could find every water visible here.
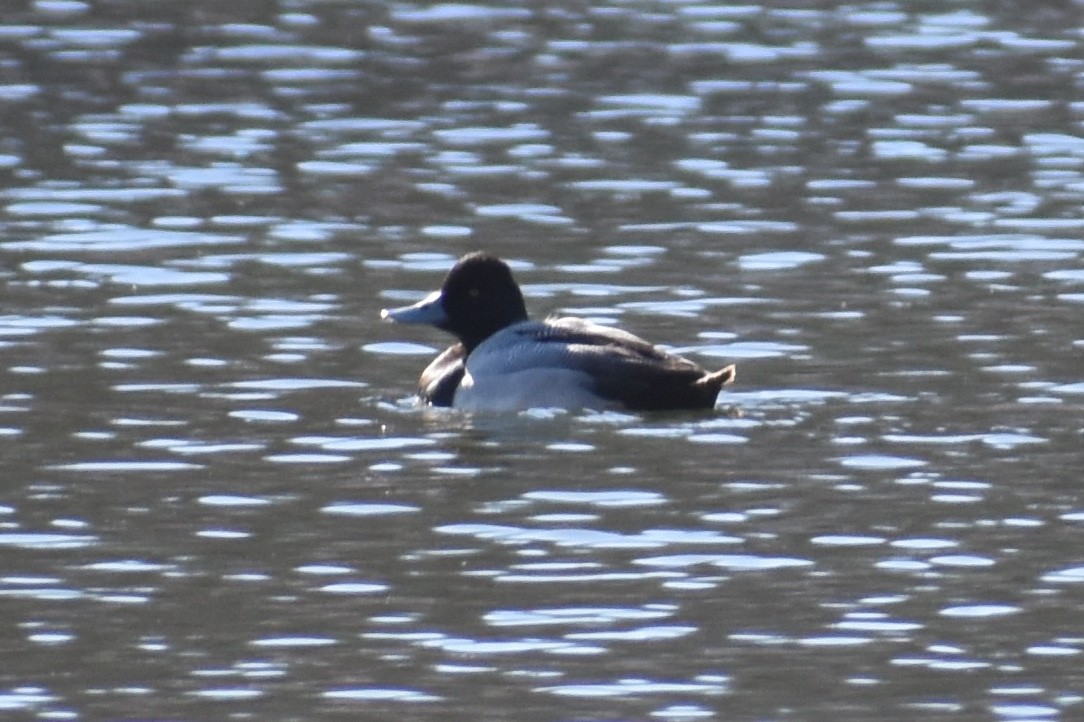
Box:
[2,1,1083,720]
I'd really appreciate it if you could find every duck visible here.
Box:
[381,251,736,412]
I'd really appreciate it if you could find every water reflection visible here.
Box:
[2,0,1084,720]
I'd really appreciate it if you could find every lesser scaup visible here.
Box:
[381,252,736,411]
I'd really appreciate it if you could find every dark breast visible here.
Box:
[418,343,466,407]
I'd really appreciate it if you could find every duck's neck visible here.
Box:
[457,306,528,353]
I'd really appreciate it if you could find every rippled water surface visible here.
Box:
[2,1,1084,720]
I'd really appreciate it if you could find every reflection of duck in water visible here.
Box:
[382,252,736,412]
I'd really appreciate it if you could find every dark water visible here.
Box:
[2,1,1084,720]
